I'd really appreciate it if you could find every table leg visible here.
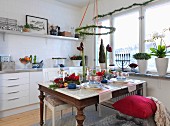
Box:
[95,104,98,111]
[75,107,86,126]
[39,90,45,126]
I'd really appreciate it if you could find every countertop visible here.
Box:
[0,68,42,74]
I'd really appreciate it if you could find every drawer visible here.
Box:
[0,84,29,93]
[0,77,29,86]
[0,96,29,111]
[0,90,29,100]
[0,72,29,80]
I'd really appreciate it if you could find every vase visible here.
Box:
[137,60,148,74]
[72,60,81,66]
[155,58,169,76]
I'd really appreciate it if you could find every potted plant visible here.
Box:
[133,53,151,74]
[23,23,30,32]
[70,55,82,66]
[99,39,106,69]
[146,29,170,76]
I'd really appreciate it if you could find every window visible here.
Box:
[145,2,170,71]
[113,10,139,69]
[94,0,170,72]
[95,20,110,66]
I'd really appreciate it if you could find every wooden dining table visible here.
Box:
[38,79,145,126]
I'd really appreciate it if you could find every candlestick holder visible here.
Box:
[115,53,130,71]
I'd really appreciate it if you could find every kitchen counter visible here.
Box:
[0,68,42,74]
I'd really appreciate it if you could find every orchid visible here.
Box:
[145,28,170,58]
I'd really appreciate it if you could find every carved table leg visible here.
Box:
[75,107,86,126]
[39,90,45,126]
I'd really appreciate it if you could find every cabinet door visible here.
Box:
[29,72,43,104]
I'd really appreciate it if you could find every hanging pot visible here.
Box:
[155,58,169,76]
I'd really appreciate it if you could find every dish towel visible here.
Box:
[125,82,136,92]
[99,89,112,103]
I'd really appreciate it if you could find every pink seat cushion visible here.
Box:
[112,95,157,119]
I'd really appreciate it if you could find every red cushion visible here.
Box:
[112,95,157,119]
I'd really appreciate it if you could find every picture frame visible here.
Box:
[26,15,48,35]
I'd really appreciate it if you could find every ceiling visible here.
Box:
[55,0,95,7]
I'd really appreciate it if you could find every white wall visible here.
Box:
[0,0,81,69]
[81,0,149,67]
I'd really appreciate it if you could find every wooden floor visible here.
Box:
[0,108,73,126]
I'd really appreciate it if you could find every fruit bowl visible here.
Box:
[19,56,31,68]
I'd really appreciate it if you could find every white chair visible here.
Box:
[43,68,73,126]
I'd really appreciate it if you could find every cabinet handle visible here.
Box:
[8,98,19,101]
[7,85,19,87]
[8,78,19,80]
[8,91,19,94]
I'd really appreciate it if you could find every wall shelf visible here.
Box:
[0,29,79,41]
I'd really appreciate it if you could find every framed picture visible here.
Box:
[26,15,48,34]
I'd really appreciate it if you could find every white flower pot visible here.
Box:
[72,60,81,66]
[100,63,105,69]
[155,58,169,76]
[137,60,148,74]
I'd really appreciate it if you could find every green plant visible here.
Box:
[99,39,106,63]
[24,23,30,29]
[133,53,151,60]
[145,27,170,58]
[150,45,170,58]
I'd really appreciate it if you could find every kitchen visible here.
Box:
[1,0,170,126]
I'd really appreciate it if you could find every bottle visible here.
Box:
[33,55,36,64]
[29,55,32,63]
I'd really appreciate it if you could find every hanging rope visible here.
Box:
[76,0,115,36]
[79,0,90,27]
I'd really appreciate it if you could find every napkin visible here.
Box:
[125,82,136,92]
[99,89,112,103]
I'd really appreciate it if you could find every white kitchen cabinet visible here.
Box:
[129,75,170,111]
[0,72,29,111]
[29,71,43,104]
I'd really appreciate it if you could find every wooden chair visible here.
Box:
[43,68,73,126]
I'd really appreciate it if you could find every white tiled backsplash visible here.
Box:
[0,34,79,69]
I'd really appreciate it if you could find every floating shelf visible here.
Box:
[0,29,79,41]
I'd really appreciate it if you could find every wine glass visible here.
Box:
[78,73,83,84]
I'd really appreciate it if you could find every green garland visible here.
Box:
[75,25,116,36]
[94,0,156,19]
[75,0,156,36]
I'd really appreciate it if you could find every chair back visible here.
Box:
[42,68,61,83]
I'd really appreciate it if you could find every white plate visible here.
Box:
[110,78,128,84]
[81,82,102,89]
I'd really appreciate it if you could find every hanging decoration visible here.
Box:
[75,0,115,38]
[94,0,157,19]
